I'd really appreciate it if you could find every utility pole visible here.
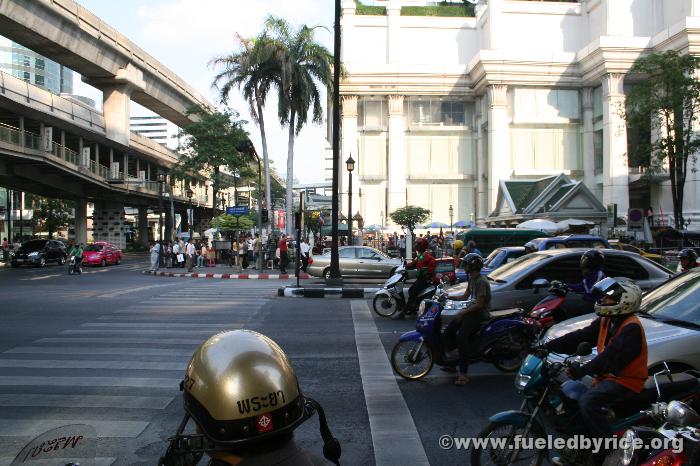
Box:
[328,0,342,284]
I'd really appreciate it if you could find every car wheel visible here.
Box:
[58,256,66,265]
[323,268,332,280]
[101,258,107,267]
[39,257,46,268]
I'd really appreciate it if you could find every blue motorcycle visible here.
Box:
[390,282,536,380]
[470,347,700,466]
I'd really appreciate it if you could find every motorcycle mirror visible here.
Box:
[532,278,550,288]
[576,342,592,357]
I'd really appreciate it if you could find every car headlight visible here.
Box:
[621,429,638,466]
[515,374,531,390]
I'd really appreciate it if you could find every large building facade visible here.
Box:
[0,36,73,94]
[339,0,700,230]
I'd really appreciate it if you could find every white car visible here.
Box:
[545,268,700,373]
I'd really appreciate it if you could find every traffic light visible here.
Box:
[261,209,268,223]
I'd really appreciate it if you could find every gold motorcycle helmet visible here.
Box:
[160,330,341,465]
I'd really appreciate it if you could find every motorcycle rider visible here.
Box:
[677,248,698,274]
[544,277,646,465]
[453,239,465,268]
[564,249,607,318]
[391,237,436,320]
[67,241,84,274]
[443,253,491,385]
[159,330,341,466]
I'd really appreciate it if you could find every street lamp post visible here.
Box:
[328,0,341,283]
[346,155,355,245]
[186,188,194,239]
[158,174,164,243]
[449,204,454,232]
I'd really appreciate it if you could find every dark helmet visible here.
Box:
[524,242,537,254]
[462,253,484,272]
[679,248,698,264]
[580,249,605,272]
[415,237,429,253]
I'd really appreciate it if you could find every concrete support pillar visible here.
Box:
[387,0,401,63]
[94,144,100,166]
[74,199,88,245]
[475,97,487,222]
[387,95,406,220]
[60,130,65,159]
[602,73,629,218]
[99,64,145,146]
[147,163,151,181]
[109,148,114,166]
[487,84,510,212]
[123,154,128,180]
[92,202,127,250]
[19,117,24,147]
[581,87,595,190]
[137,206,149,246]
[341,95,358,218]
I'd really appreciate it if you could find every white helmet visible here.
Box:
[593,277,642,317]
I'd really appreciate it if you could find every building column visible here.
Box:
[96,64,145,146]
[138,206,149,246]
[387,0,401,63]
[340,0,356,63]
[18,117,25,148]
[581,87,595,190]
[487,84,510,212]
[341,95,358,216]
[475,96,487,222]
[601,73,629,217]
[74,199,88,245]
[387,95,406,222]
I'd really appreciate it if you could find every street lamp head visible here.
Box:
[449,204,454,215]
[345,155,355,173]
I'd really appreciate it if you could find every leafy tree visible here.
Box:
[28,195,73,239]
[264,16,333,234]
[174,105,250,214]
[390,206,431,237]
[304,210,323,237]
[625,51,700,229]
[211,214,254,233]
[211,32,279,233]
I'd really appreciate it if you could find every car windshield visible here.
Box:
[483,249,506,267]
[21,240,47,251]
[487,253,551,283]
[639,271,700,327]
[85,245,103,252]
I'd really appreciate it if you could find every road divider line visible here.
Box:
[0,419,149,438]
[350,300,430,466]
[4,346,194,357]
[0,376,180,388]
[0,394,173,409]
[0,359,187,370]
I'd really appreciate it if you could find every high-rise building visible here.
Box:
[130,115,182,151]
[0,36,73,94]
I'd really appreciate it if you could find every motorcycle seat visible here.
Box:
[489,308,522,319]
[613,374,699,416]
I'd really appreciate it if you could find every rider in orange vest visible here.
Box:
[545,277,645,464]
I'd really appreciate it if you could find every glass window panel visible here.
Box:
[22,71,30,82]
[35,58,45,70]
[592,86,603,119]
[34,74,44,86]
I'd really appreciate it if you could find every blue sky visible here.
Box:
[74,0,335,184]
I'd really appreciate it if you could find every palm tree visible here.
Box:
[210,33,279,234]
[264,16,333,234]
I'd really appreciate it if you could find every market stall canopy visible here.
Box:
[516,219,563,233]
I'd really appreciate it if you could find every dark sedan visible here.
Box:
[11,239,67,267]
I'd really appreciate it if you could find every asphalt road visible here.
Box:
[0,257,521,465]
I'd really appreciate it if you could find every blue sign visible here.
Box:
[226,206,249,216]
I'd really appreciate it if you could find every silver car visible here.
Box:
[446,249,673,311]
[307,246,403,280]
[545,269,700,372]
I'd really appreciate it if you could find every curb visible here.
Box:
[144,270,310,280]
[277,287,380,298]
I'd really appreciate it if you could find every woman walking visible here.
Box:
[149,241,161,272]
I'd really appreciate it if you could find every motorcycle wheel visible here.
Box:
[493,333,530,373]
[470,421,545,466]
[391,340,433,380]
[372,294,400,318]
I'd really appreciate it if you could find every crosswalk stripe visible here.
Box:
[4,346,194,357]
[0,359,186,370]
[37,337,205,345]
[0,376,180,388]
[0,456,115,466]
[0,419,149,438]
[0,394,173,409]
[80,322,239,329]
[94,315,243,322]
[60,329,230,336]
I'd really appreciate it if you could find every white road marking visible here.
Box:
[0,419,149,438]
[4,346,193,357]
[0,359,186,370]
[0,394,173,409]
[96,283,176,298]
[0,376,180,388]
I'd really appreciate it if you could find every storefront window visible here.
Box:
[408,97,472,128]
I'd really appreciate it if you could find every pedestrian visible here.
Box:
[178,238,186,267]
[465,240,483,257]
[246,234,254,266]
[399,235,406,259]
[278,234,289,274]
[231,238,239,267]
[239,235,249,269]
[300,237,311,273]
[1,237,9,262]
[254,233,263,270]
[164,241,173,268]
[207,242,216,266]
[197,243,207,268]
[149,241,160,272]
[185,238,196,272]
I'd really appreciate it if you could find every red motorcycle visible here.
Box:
[525,279,570,330]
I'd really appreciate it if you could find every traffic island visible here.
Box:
[145,270,310,280]
[277,287,380,298]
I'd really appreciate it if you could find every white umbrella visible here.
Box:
[517,219,563,233]
[204,228,219,236]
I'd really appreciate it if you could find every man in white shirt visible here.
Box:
[172,241,181,268]
[300,238,311,273]
[185,238,196,272]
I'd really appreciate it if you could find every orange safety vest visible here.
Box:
[596,315,648,392]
